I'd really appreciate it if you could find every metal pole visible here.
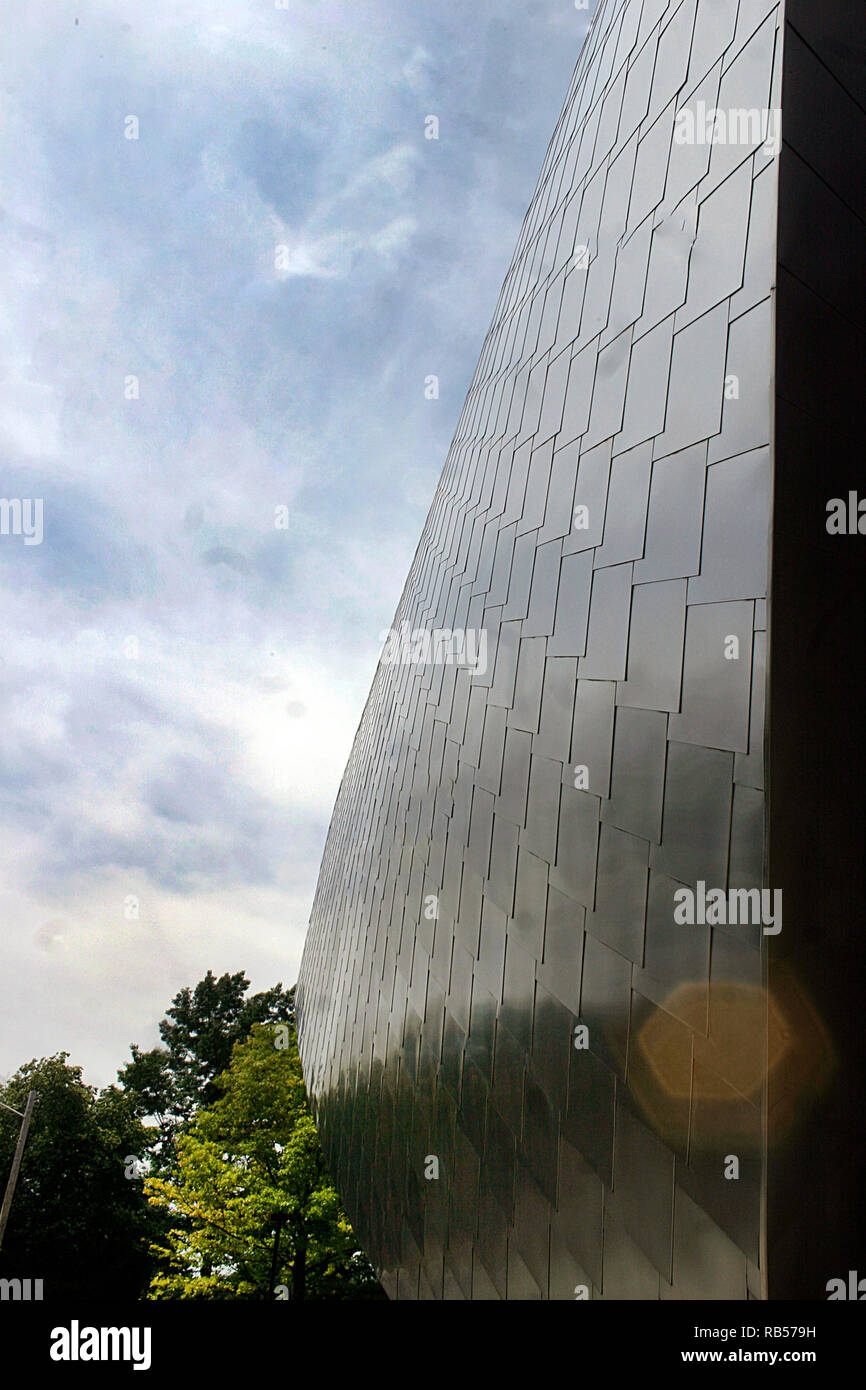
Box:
[0,1091,36,1251]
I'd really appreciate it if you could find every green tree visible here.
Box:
[144,1024,383,1300]
[118,971,296,1146]
[118,1044,177,1130]
[0,1055,159,1300]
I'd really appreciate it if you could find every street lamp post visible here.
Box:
[0,1091,37,1251]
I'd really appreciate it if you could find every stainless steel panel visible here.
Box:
[524,753,562,865]
[634,443,707,583]
[654,302,729,457]
[563,1033,616,1187]
[668,599,753,752]
[297,0,784,1301]
[594,442,653,566]
[602,705,669,844]
[588,820,650,962]
[652,740,733,887]
[618,578,687,712]
[579,931,632,1080]
[578,562,634,680]
[507,636,547,732]
[552,781,600,908]
[666,1186,748,1300]
[512,846,549,959]
[599,1204,661,1299]
[583,327,632,448]
[708,302,773,462]
[678,160,753,328]
[561,440,612,556]
[617,321,674,452]
[570,677,617,799]
[612,1098,675,1279]
[549,548,593,656]
[689,450,771,602]
[536,656,578,764]
[540,884,585,1016]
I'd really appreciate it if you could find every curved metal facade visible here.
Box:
[297,0,866,1299]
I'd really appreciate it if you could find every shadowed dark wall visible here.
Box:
[767,0,866,1301]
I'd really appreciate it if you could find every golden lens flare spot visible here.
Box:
[631,974,835,1147]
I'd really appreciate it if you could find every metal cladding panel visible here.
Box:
[766,0,866,1300]
[298,0,793,1299]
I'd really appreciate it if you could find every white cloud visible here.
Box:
[0,0,589,1087]
[368,215,417,259]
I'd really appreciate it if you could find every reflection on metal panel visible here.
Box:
[295,0,815,1299]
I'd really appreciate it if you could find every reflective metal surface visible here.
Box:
[297,0,864,1299]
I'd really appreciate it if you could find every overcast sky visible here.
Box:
[0,0,592,1088]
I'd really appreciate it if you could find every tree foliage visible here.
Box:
[118,971,296,1135]
[0,972,380,1301]
[0,1055,159,1300]
[144,1025,383,1300]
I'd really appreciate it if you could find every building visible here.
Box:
[297,0,866,1299]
